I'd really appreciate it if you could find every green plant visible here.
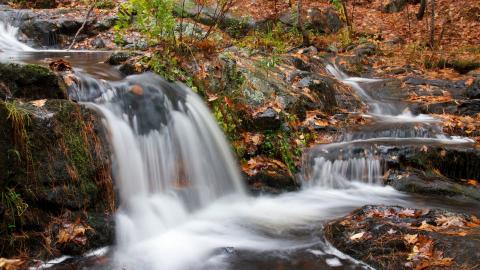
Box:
[115,0,176,44]
[1,188,28,229]
[148,51,187,81]
[96,0,115,9]
[1,101,32,163]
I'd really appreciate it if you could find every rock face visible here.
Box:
[0,63,114,259]
[325,205,480,270]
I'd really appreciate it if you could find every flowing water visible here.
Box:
[1,22,478,270]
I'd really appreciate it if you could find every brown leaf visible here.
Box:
[0,258,25,270]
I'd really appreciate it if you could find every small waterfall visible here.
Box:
[0,21,34,51]
[303,156,382,189]
[70,73,246,251]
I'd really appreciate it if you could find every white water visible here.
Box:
[0,21,34,51]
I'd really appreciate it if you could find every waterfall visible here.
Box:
[0,21,34,51]
[0,21,414,269]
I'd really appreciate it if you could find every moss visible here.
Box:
[0,63,67,100]
[56,102,93,183]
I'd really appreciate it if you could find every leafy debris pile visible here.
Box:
[325,205,480,270]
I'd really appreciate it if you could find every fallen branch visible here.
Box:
[68,0,98,50]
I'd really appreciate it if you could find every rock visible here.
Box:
[91,38,106,49]
[466,78,480,99]
[252,107,281,131]
[0,98,114,259]
[353,43,378,58]
[0,6,115,48]
[307,7,343,34]
[325,205,480,270]
[244,157,298,193]
[106,51,132,65]
[382,0,410,13]
[174,0,271,37]
[457,99,480,116]
[0,63,67,100]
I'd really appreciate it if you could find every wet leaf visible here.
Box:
[350,231,365,241]
[404,234,418,244]
[0,258,24,270]
[31,99,46,108]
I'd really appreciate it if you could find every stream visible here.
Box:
[1,21,479,270]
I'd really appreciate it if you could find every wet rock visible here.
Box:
[457,99,480,116]
[387,169,480,200]
[466,78,480,99]
[91,38,106,49]
[106,51,133,65]
[244,157,298,193]
[252,107,281,131]
[307,7,343,34]
[0,63,67,100]
[0,6,116,47]
[0,99,114,259]
[325,205,480,270]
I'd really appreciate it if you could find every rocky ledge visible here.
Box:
[0,63,115,260]
[325,205,480,270]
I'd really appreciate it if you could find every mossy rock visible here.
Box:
[0,99,114,259]
[0,63,67,100]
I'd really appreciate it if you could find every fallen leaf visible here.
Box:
[404,234,418,244]
[350,231,365,241]
[0,258,25,270]
[31,99,46,108]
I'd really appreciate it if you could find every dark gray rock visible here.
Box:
[91,38,106,49]
[466,78,480,99]
[252,107,281,131]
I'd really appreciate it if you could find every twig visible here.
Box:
[68,0,98,50]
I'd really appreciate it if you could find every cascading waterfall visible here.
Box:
[68,72,406,270]
[0,21,438,269]
[0,21,34,51]
[301,64,472,189]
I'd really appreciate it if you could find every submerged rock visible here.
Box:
[325,205,480,270]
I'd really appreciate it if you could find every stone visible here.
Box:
[0,63,67,100]
[466,78,480,99]
[91,38,106,49]
[307,7,343,34]
[252,107,281,131]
